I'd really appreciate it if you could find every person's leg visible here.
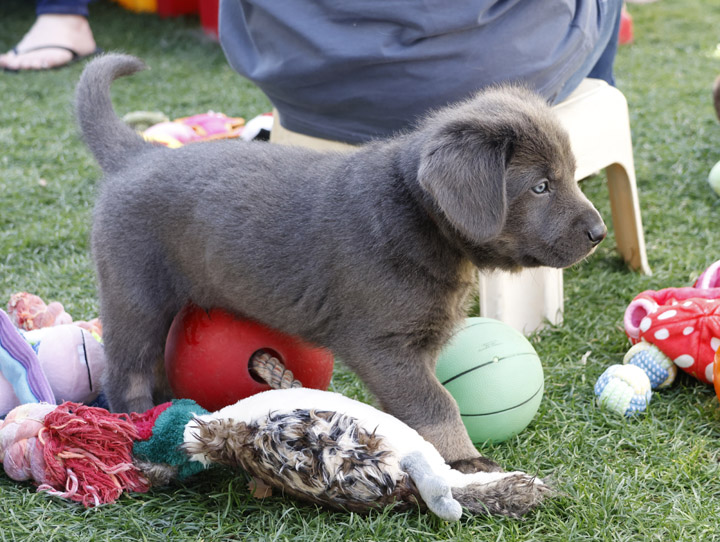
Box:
[36,0,92,17]
[552,0,623,104]
[585,2,622,86]
[0,1,97,71]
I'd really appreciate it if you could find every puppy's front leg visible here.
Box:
[354,353,500,471]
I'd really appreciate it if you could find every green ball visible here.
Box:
[436,317,544,444]
[708,160,720,196]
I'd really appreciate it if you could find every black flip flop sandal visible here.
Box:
[2,44,102,73]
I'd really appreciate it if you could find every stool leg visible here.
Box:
[605,161,651,275]
[478,267,563,334]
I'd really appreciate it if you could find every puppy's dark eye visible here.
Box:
[531,181,549,194]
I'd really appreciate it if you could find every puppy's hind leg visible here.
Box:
[100,289,182,414]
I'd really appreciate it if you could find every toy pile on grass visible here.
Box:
[595,259,720,415]
[0,390,547,519]
[0,300,548,519]
[122,110,273,148]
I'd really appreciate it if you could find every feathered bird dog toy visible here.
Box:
[0,388,548,519]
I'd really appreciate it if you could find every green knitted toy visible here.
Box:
[132,399,210,481]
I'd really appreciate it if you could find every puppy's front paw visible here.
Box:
[449,456,503,474]
[452,471,551,518]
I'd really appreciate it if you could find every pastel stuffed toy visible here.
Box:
[0,309,106,417]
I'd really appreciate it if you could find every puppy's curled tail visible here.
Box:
[75,53,149,174]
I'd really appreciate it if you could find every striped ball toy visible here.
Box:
[594,364,652,416]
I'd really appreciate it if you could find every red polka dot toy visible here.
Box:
[623,260,720,386]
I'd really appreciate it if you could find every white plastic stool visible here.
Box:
[478,78,651,334]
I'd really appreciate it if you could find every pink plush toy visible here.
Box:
[1,293,105,417]
[0,321,106,417]
[624,260,720,385]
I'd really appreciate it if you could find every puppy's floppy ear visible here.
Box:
[418,126,513,244]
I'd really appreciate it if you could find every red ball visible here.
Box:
[165,304,334,411]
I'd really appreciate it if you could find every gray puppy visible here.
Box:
[76,54,605,515]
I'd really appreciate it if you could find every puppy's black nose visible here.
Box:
[587,223,607,246]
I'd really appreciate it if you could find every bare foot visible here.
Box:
[0,14,97,71]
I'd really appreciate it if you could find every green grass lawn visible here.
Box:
[1,0,720,540]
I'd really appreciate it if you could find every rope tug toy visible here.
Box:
[0,349,549,519]
[0,351,295,507]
